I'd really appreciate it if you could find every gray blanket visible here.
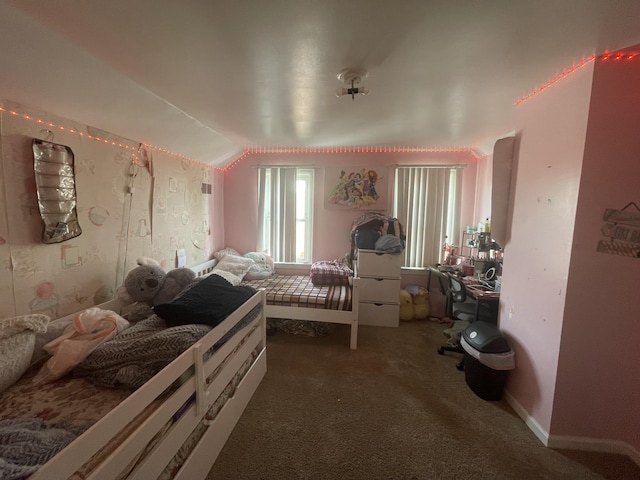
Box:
[0,418,77,480]
[74,315,211,389]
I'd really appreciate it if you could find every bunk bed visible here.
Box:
[0,261,267,480]
[197,259,360,349]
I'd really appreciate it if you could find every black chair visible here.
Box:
[437,274,476,370]
[447,274,477,321]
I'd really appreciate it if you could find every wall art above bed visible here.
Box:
[325,166,387,210]
[32,139,82,243]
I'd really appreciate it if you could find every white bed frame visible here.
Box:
[29,263,267,480]
[197,259,360,349]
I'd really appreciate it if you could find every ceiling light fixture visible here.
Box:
[336,68,369,100]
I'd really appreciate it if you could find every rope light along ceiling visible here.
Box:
[0,106,221,170]
[222,146,481,172]
[515,51,639,106]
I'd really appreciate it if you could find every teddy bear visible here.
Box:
[119,258,197,321]
[412,287,430,320]
[399,289,415,321]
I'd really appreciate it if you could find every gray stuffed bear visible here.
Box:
[119,258,197,321]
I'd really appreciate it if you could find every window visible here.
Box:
[393,166,462,268]
[258,167,314,263]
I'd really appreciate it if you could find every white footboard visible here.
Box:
[29,289,267,480]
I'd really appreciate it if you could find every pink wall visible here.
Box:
[552,52,640,452]
[224,151,479,263]
[499,62,594,432]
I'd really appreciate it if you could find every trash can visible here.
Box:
[460,321,515,400]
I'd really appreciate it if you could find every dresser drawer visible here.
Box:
[356,249,402,277]
[359,277,401,303]
[359,302,399,327]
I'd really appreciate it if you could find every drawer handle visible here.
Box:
[374,278,383,282]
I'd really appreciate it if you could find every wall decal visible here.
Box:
[88,206,110,226]
[29,280,59,317]
[136,218,151,237]
[326,167,387,209]
[61,245,82,268]
[597,201,640,258]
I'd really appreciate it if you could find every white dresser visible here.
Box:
[355,249,402,327]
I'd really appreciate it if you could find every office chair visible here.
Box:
[437,274,476,370]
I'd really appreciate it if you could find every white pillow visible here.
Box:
[213,248,241,261]
[0,314,50,392]
[212,254,255,285]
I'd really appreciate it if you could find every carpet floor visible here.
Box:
[207,320,640,480]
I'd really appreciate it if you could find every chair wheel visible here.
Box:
[456,361,464,371]
[437,347,444,355]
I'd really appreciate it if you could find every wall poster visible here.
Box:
[597,201,640,258]
[325,166,387,209]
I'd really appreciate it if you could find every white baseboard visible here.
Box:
[503,390,640,467]
[503,390,550,446]
[548,435,640,466]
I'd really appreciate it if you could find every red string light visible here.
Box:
[2,107,485,173]
[515,51,639,106]
[222,145,482,172]
[0,105,221,170]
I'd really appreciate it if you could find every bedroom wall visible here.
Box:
[501,47,640,461]
[499,61,594,433]
[223,151,480,263]
[551,50,640,458]
[0,99,223,319]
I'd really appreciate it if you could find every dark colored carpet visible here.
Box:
[208,320,640,480]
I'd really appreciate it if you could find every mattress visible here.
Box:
[243,274,352,310]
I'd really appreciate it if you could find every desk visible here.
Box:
[464,283,500,324]
[427,266,500,323]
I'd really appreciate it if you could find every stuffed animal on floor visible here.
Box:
[399,289,415,321]
[412,287,430,320]
[119,258,197,321]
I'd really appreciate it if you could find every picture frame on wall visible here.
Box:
[325,166,388,209]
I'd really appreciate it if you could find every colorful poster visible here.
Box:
[325,167,387,209]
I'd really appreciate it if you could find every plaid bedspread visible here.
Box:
[309,260,352,286]
[243,275,352,311]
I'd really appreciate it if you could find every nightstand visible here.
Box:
[354,249,402,327]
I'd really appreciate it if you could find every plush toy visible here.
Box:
[119,258,197,321]
[243,251,275,280]
[399,289,415,321]
[412,287,430,320]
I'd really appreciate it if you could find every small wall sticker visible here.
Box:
[597,201,640,258]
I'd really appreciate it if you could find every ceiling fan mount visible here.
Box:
[336,68,370,100]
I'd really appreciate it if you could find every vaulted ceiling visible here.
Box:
[1,0,639,167]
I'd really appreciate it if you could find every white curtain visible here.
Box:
[394,166,462,267]
[257,167,297,262]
